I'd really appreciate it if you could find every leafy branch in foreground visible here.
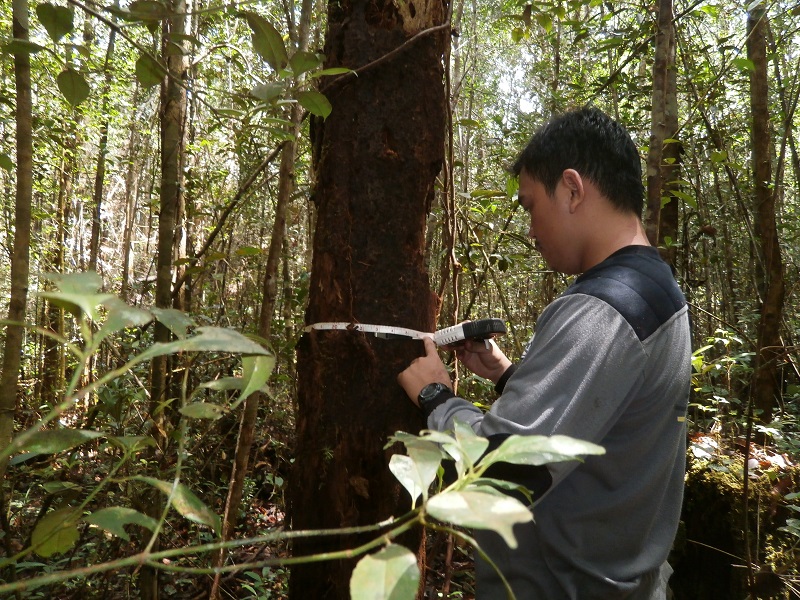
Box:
[0,272,604,599]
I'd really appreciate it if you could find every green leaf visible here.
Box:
[135,53,166,88]
[710,150,728,163]
[12,428,103,458]
[669,190,698,209]
[239,354,275,402]
[151,307,196,339]
[127,0,170,22]
[389,454,428,507]
[95,298,153,346]
[482,434,605,468]
[32,508,81,557]
[732,57,755,73]
[250,82,285,102]
[310,67,354,78]
[350,544,419,600]
[57,68,90,106]
[42,481,81,494]
[39,272,114,322]
[1,40,46,55]
[179,402,227,420]
[240,12,288,71]
[453,420,489,468]
[289,50,323,76]
[84,507,157,541]
[36,3,74,43]
[0,154,13,171]
[235,246,263,257]
[426,489,532,548]
[138,327,269,363]
[298,90,332,119]
[107,436,156,454]
[134,476,221,533]
[470,189,506,198]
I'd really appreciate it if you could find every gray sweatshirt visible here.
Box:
[427,246,691,599]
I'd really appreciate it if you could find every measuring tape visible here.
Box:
[304,319,506,347]
[304,322,432,340]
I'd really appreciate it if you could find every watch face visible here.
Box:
[420,383,445,401]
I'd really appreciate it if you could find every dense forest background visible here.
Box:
[1,0,800,597]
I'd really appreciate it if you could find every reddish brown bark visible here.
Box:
[288,1,448,597]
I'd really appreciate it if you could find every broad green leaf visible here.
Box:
[470,189,506,199]
[36,3,74,43]
[107,436,156,454]
[350,544,419,600]
[42,481,81,494]
[670,190,698,209]
[39,272,113,322]
[96,298,153,345]
[289,50,323,76]
[200,377,245,392]
[240,12,288,71]
[32,508,81,557]
[310,67,354,78]
[454,420,489,468]
[135,53,166,88]
[134,476,221,533]
[482,435,605,468]
[179,402,227,420]
[138,327,269,362]
[511,27,524,43]
[710,150,728,163]
[0,154,13,171]
[251,82,285,102]
[1,40,46,55]
[298,90,332,119]
[151,307,196,339]
[235,246,263,257]
[128,0,170,21]
[239,354,275,402]
[389,454,428,507]
[426,489,532,548]
[732,57,755,72]
[12,428,103,458]
[85,507,157,541]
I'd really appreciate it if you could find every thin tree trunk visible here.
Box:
[747,8,785,424]
[0,0,34,479]
[646,0,681,267]
[88,29,116,273]
[141,1,189,597]
[0,0,34,586]
[209,3,314,595]
[288,0,448,596]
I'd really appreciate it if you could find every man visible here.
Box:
[398,106,691,599]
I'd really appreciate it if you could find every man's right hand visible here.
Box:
[454,339,512,384]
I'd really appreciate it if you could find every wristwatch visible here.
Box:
[418,382,452,408]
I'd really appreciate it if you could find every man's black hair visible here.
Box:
[512,106,645,215]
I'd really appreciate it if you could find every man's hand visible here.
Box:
[454,339,512,384]
[397,337,452,407]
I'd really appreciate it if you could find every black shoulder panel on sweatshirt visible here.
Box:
[564,246,686,341]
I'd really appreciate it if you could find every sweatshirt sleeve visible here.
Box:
[426,293,648,496]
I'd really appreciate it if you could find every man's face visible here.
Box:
[517,170,579,274]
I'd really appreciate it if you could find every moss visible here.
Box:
[671,452,800,599]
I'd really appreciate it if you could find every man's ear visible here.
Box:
[561,169,585,212]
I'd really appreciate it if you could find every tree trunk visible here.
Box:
[141,1,189,597]
[645,0,681,266]
[209,1,314,595]
[0,0,34,481]
[288,1,448,597]
[88,29,116,273]
[747,8,784,424]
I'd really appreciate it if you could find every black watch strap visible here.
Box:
[419,386,455,417]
